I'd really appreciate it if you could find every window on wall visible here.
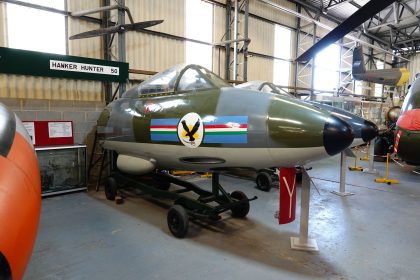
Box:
[314,44,341,92]
[374,60,384,97]
[185,0,213,70]
[273,25,291,86]
[6,0,66,54]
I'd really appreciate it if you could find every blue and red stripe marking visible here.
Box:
[203,116,248,144]
[150,116,248,144]
[150,118,179,142]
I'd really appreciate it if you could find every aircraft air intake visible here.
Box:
[323,115,354,156]
[361,120,379,142]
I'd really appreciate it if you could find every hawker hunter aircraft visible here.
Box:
[0,103,41,279]
[237,81,378,147]
[394,75,420,165]
[97,64,354,175]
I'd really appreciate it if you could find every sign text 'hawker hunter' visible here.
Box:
[50,60,119,76]
[0,47,128,82]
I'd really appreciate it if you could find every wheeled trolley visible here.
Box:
[104,171,257,238]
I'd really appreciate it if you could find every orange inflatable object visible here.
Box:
[0,103,41,280]
[396,108,420,131]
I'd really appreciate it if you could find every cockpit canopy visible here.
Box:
[237,81,294,98]
[123,64,231,98]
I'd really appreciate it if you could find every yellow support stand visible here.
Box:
[375,153,399,185]
[349,147,363,171]
[170,170,195,176]
[360,143,369,161]
[200,172,212,178]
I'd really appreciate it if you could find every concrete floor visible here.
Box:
[25,155,420,280]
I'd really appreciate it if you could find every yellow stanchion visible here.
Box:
[349,147,363,171]
[200,172,212,178]
[360,143,369,161]
[375,153,399,185]
[170,170,195,176]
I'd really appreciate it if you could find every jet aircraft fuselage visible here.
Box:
[98,65,354,174]
[237,81,378,147]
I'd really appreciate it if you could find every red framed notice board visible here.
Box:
[23,121,74,147]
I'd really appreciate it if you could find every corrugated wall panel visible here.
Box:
[125,0,185,80]
[212,48,227,78]
[127,33,185,81]
[0,2,6,47]
[0,1,103,101]
[246,56,274,81]
[67,0,102,59]
[318,17,337,38]
[0,74,103,101]
[250,0,296,29]
[126,0,185,37]
[247,17,274,55]
[214,5,226,50]
[407,53,420,82]
[210,0,296,28]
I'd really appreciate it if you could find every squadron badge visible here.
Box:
[177,112,204,148]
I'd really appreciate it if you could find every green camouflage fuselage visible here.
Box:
[98,87,351,171]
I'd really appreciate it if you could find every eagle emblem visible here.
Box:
[177,113,204,148]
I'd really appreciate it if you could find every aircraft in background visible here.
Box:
[352,46,410,86]
[237,81,378,147]
[0,103,41,280]
[97,64,354,175]
[394,75,420,165]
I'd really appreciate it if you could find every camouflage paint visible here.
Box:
[97,64,354,170]
[98,88,331,149]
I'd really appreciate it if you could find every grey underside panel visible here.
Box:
[103,140,328,171]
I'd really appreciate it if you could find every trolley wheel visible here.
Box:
[256,172,272,191]
[104,177,117,201]
[155,178,171,190]
[230,190,250,218]
[167,205,189,238]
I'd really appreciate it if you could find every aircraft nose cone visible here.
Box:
[361,120,379,142]
[323,115,354,156]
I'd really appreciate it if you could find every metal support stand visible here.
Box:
[364,140,378,174]
[331,151,354,197]
[212,172,220,196]
[118,0,126,97]
[223,0,249,82]
[290,169,318,251]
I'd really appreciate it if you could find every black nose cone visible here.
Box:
[323,115,354,156]
[361,120,379,142]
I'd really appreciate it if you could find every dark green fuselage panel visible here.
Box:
[98,87,328,149]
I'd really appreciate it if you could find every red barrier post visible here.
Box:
[278,167,296,224]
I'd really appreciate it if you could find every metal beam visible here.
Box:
[259,0,407,61]
[295,0,397,63]
[118,0,126,97]
[225,0,231,80]
[324,0,352,12]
